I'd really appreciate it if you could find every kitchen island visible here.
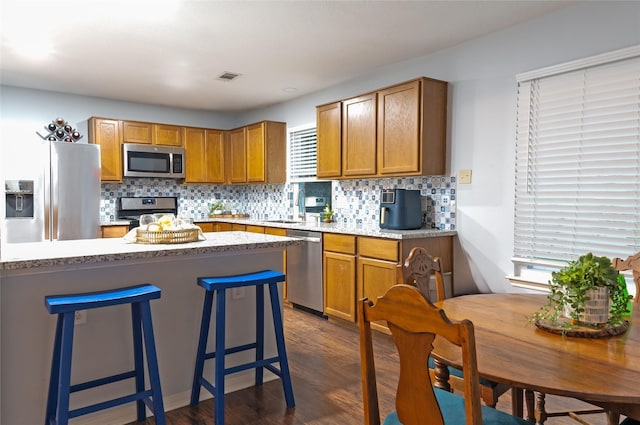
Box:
[0,232,300,425]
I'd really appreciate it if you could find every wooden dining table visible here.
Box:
[432,293,640,425]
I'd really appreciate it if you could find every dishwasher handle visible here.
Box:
[291,235,321,243]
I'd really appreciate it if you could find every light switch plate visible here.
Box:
[458,169,472,184]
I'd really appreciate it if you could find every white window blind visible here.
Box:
[288,124,317,182]
[514,48,640,266]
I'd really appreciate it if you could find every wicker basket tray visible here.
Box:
[136,228,199,244]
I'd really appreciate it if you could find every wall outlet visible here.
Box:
[458,169,472,184]
[74,310,87,325]
[231,287,245,300]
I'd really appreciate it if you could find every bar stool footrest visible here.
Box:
[70,370,136,393]
[69,390,154,419]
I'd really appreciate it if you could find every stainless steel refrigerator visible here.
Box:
[3,141,100,243]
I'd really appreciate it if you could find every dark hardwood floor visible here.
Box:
[130,305,611,425]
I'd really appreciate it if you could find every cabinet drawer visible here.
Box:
[323,233,356,254]
[358,237,399,262]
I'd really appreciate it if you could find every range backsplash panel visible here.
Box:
[100,176,456,230]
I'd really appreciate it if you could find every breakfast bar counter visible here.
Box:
[0,232,300,425]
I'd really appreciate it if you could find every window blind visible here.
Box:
[514,51,640,264]
[288,125,317,182]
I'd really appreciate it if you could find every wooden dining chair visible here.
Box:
[358,284,531,425]
[396,247,514,413]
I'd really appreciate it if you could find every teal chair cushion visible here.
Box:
[383,388,530,425]
[428,356,497,388]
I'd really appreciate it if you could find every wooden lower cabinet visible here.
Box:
[357,257,398,333]
[323,233,357,322]
[195,222,215,232]
[246,225,265,234]
[323,251,357,322]
[323,232,453,332]
[100,225,129,238]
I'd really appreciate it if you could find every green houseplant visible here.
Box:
[533,252,630,327]
[322,204,334,223]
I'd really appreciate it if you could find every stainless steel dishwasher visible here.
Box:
[286,228,324,315]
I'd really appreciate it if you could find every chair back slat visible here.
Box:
[358,284,484,425]
[398,247,446,301]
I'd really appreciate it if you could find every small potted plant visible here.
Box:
[322,204,334,223]
[209,201,225,216]
[533,252,631,328]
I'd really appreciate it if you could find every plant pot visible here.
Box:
[323,218,332,223]
[562,287,610,325]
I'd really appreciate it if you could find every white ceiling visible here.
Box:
[1,0,574,112]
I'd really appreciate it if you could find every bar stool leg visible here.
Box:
[268,282,295,408]
[45,315,64,425]
[140,301,166,425]
[255,283,264,386]
[131,303,146,422]
[191,290,214,405]
[215,288,227,425]
[52,312,75,425]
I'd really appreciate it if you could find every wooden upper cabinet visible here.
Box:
[122,121,152,144]
[378,78,447,176]
[342,93,377,177]
[228,127,247,183]
[88,117,122,182]
[377,80,421,175]
[246,122,266,182]
[184,127,206,182]
[316,102,342,179]
[153,124,184,147]
[248,121,286,184]
[184,128,225,183]
[230,121,286,184]
[317,77,447,179]
[205,129,225,183]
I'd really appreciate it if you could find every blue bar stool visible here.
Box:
[191,270,295,424]
[44,284,165,425]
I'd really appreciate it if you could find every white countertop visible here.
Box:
[192,217,457,240]
[0,231,300,271]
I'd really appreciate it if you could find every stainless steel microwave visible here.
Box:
[123,143,185,178]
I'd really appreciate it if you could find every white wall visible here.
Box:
[2,2,639,293]
[239,1,640,293]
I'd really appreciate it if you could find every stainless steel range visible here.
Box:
[116,196,178,230]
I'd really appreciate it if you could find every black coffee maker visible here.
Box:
[379,189,422,230]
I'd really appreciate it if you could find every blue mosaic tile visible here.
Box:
[99,176,457,230]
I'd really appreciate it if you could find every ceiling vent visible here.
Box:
[217,72,241,82]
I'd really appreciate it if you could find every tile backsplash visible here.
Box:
[101,175,456,230]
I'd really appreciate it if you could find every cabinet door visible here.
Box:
[195,222,215,232]
[217,222,233,232]
[154,124,184,146]
[357,256,398,332]
[342,93,377,177]
[122,121,152,144]
[228,127,247,183]
[100,225,129,238]
[89,118,122,182]
[205,129,225,183]
[246,225,265,234]
[246,122,266,182]
[316,102,342,178]
[378,80,421,175]
[323,251,356,322]
[184,127,206,182]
